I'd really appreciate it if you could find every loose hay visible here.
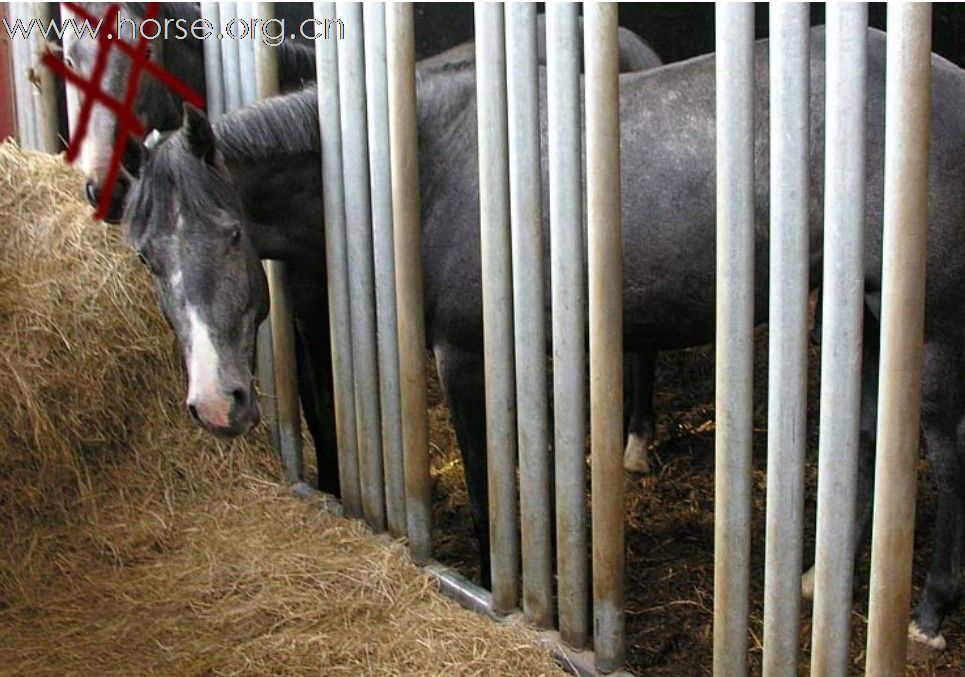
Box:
[0,143,563,676]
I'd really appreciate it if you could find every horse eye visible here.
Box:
[231,228,241,244]
[137,252,148,266]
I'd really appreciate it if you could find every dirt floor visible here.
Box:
[426,327,964,675]
[0,144,564,677]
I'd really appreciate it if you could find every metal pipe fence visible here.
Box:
[2,3,940,674]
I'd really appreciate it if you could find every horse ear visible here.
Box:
[182,103,216,165]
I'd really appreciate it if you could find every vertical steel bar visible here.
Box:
[762,4,810,676]
[256,1,302,483]
[809,5,868,676]
[714,4,755,676]
[221,2,242,112]
[30,2,59,152]
[336,1,386,532]
[386,2,431,561]
[200,2,225,122]
[238,2,257,106]
[584,4,624,672]
[60,3,80,137]
[474,1,519,614]
[314,0,361,516]
[546,2,588,650]
[865,4,932,674]
[505,1,551,630]
[233,0,281,457]
[364,1,406,538]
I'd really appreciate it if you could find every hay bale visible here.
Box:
[0,144,563,675]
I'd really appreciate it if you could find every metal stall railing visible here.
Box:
[810,4,868,676]
[762,4,810,676]
[546,2,589,653]
[314,1,362,517]
[474,2,520,616]
[291,3,932,675]
[865,4,932,674]
[584,5,625,673]
[336,1,386,533]
[385,3,429,558]
[712,3,934,675]
[506,3,552,631]
[254,2,303,483]
[364,2,407,539]
[713,4,755,676]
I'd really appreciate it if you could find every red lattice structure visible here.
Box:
[43,2,204,219]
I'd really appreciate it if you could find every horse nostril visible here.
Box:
[85,180,100,207]
[187,403,200,423]
[231,388,248,410]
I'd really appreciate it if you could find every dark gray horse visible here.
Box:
[121,26,964,650]
[75,4,664,487]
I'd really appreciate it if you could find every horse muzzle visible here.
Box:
[85,176,129,224]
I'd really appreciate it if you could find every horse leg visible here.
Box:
[295,308,341,498]
[909,337,964,650]
[623,349,657,473]
[434,341,491,588]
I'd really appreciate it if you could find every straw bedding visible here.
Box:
[0,143,563,676]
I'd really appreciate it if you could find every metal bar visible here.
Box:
[505,2,551,629]
[423,563,606,677]
[60,3,80,137]
[314,1,361,518]
[256,1,302,483]
[865,4,932,674]
[264,261,303,481]
[30,2,59,152]
[220,2,242,112]
[762,4,809,676]
[386,2,431,561]
[243,0,279,458]
[584,4,624,673]
[474,1,519,614]
[200,2,225,122]
[238,2,257,106]
[546,2,588,651]
[713,4,755,676]
[11,3,37,149]
[809,5,868,676]
[336,1,386,533]
[364,2,406,538]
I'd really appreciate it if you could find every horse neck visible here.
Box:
[225,151,324,266]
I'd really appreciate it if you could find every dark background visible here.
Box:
[413,2,965,68]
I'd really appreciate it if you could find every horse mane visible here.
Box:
[214,86,319,162]
[277,41,317,90]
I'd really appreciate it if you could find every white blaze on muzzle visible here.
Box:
[185,305,229,429]
[78,106,117,183]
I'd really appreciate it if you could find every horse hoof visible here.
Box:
[800,567,815,601]
[908,620,947,651]
[623,433,652,474]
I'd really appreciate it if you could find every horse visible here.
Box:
[121,24,965,650]
[72,4,666,490]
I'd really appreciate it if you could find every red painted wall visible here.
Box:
[0,3,16,142]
